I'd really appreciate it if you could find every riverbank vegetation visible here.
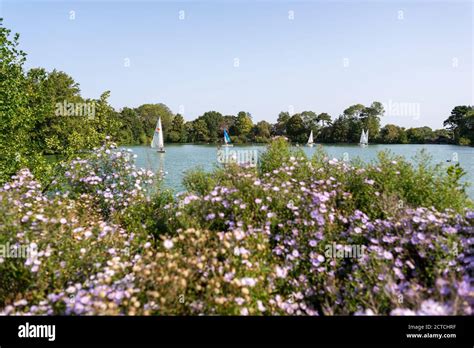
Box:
[1,19,473,185]
[0,138,472,315]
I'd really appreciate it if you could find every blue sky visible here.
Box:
[2,0,472,128]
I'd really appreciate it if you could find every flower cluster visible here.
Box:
[58,142,155,218]
[1,141,472,316]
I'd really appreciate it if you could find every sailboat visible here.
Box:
[307,130,314,147]
[222,129,233,147]
[359,129,368,147]
[151,117,165,153]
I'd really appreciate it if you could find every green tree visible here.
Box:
[168,114,186,143]
[190,119,210,143]
[362,101,384,139]
[194,111,224,143]
[234,111,253,141]
[317,112,332,127]
[0,20,51,183]
[286,114,306,143]
[444,105,474,144]
[117,107,145,145]
[406,127,434,144]
[136,103,174,143]
[379,124,407,144]
[252,120,272,142]
[273,111,290,136]
[330,115,351,143]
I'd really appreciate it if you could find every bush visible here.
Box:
[1,139,472,316]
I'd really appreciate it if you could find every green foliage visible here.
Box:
[233,111,253,139]
[443,105,474,145]
[0,20,123,184]
[182,167,217,195]
[0,19,52,184]
[259,137,293,174]
[1,139,472,316]
[406,127,434,144]
[379,124,407,144]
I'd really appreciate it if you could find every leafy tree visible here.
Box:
[190,119,210,143]
[362,101,384,139]
[330,115,351,143]
[252,120,272,142]
[194,111,224,143]
[221,115,236,135]
[0,20,51,183]
[444,105,472,131]
[286,114,306,143]
[136,103,174,142]
[300,111,319,131]
[317,112,332,127]
[118,107,145,145]
[168,114,186,143]
[233,111,253,141]
[379,124,407,144]
[273,111,290,136]
[406,127,434,144]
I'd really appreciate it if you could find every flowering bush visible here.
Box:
[53,141,155,219]
[0,140,472,315]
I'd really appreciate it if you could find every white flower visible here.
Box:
[163,239,174,249]
[275,266,287,278]
[240,277,257,287]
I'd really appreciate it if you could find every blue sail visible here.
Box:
[224,129,231,144]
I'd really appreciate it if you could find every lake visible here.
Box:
[125,144,474,198]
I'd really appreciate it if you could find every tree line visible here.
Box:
[116,102,473,147]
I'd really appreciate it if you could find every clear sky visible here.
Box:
[2,0,473,128]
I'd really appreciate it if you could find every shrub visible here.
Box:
[1,139,472,316]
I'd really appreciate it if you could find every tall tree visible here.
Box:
[317,112,332,127]
[168,114,186,142]
[273,111,290,136]
[0,20,50,182]
[234,111,253,141]
[252,120,272,142]
[136,103,174,142]
[286,114,306,143]
[443,105,474,143]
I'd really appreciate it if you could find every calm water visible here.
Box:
[124,144,474,198]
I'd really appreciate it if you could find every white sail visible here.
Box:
[359,130,365,144]
[151,117,165,150]
[308,130,314,144]
[359,129,368,146]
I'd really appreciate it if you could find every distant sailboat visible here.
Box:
[222,129,233,147]
[151,117,165,153]
[359,129,368,147]
[307,130,314,147]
